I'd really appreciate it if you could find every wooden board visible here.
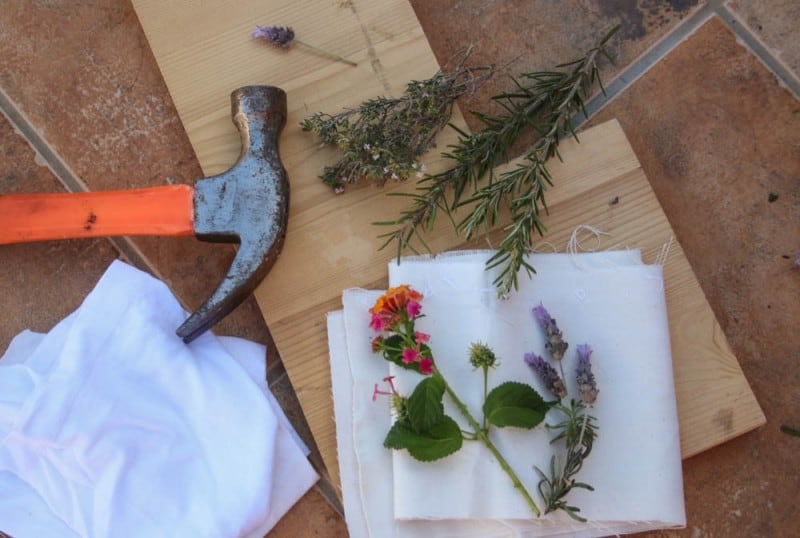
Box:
[132,0,764,493]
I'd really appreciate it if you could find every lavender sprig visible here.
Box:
[252,25,357,67]
[526,304,600,521]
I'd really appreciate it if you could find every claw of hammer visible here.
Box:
[0,86,290,343]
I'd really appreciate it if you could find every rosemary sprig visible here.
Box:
[302,49,493,192]
[377,26,619,295]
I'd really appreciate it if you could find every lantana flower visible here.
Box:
[417,357,434,375]
[369,285,433,376]
[414,331,430,345]
[372,376,408,421]
[369,285,424,332]
[402,348,420,364]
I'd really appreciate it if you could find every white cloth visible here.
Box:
[0,260,318,538]
[328,250,685,537]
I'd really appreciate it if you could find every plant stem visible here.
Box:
[482,366,489,431]
[441,377,541,516]
[294,38,357,66]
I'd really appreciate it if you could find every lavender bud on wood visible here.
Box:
[252,25,295,48]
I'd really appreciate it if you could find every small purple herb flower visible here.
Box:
[525,352,567,399]
[532,303,568,360]
[575,344,598,405]
[251,25,357,66]
[252,25,295,48]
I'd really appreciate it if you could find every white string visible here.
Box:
[566,225,611,255]
[531,241,559,253]
[566,225,611,270]
[655,236,675,267]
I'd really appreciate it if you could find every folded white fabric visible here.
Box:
[328,250,685,537]
[0,260,317,538]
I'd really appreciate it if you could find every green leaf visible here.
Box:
[406,374,445,433]
[383,416,463,462]
[484,381,551,429]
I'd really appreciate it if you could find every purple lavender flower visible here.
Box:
[575,344,598,405]
[250,25,357,66]
[532,303,553,327]
[252,25,295,48]
[532,303,568,360]
[525,352,567,399]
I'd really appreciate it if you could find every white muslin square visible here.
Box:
[329,250,686,537]
[0,260,317,538]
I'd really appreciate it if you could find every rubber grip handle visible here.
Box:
[0,185,195,244]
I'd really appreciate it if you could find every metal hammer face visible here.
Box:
[176,86,290,342]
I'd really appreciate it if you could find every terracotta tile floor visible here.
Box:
[1,1,798,536]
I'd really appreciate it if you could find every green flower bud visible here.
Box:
[469,342,498,369]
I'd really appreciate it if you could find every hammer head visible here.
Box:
[176,86,290,343]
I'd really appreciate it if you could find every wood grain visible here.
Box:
[132,0,764,493]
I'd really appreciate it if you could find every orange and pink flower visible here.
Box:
[369,285,424,333]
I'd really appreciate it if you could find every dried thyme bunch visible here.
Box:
[378,26,619,296]
[301,50,493,192]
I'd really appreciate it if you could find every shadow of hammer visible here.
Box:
[0,86,290,343]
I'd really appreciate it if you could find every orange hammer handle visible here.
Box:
[0,185,195,244]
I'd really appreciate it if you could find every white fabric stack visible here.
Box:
[327,250,686,537]
[0,260,318,538]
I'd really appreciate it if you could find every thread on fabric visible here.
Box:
[567,225,611,255]
[566,225,611,270]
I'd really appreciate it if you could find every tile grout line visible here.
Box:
[577,1,800,126]
[0,86,160,278]
[575,4,716,126]
[710,0,800,100]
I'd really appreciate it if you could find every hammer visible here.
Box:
[0,86,290,343]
